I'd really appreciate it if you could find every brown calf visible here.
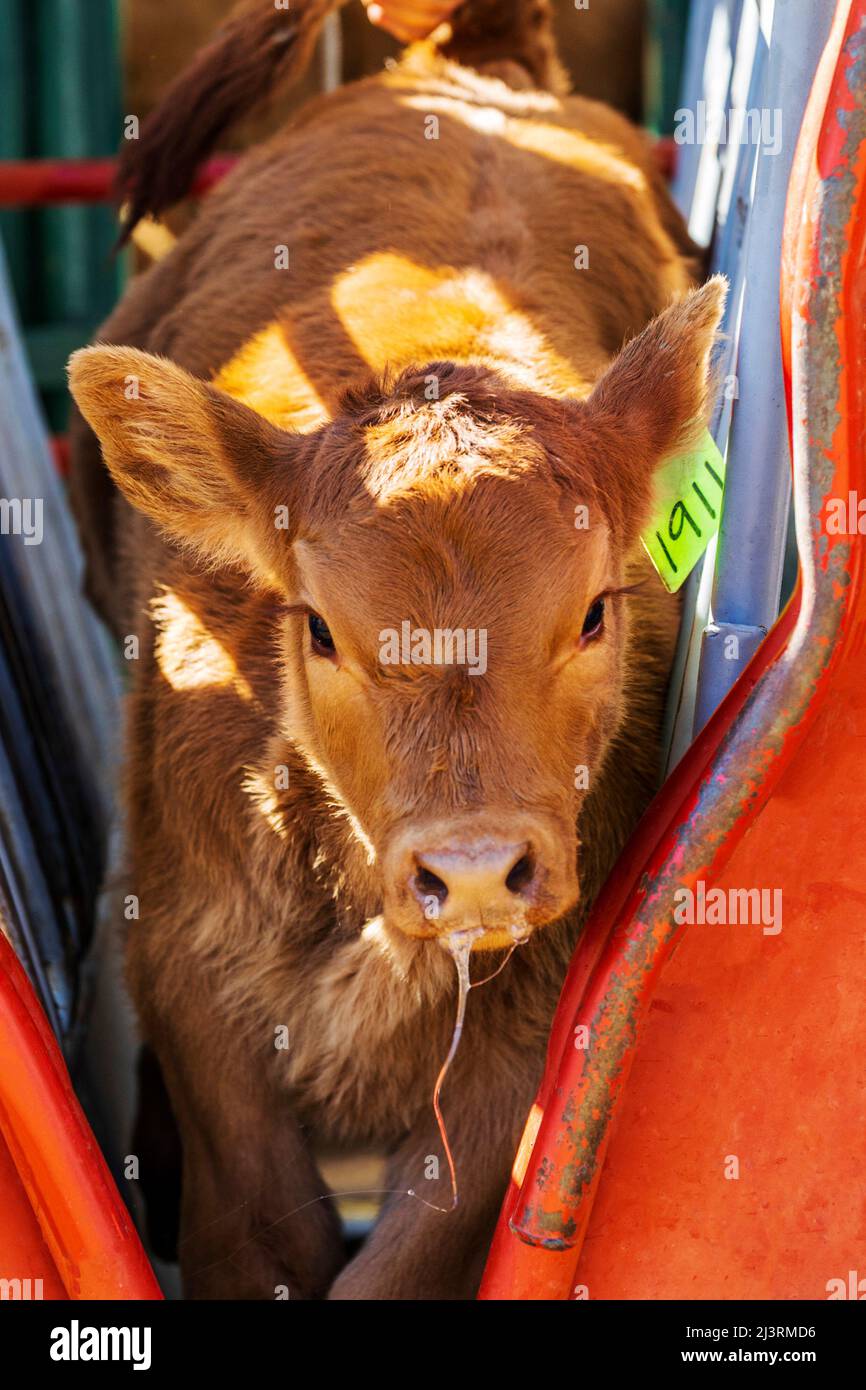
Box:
[68,0,723,1299]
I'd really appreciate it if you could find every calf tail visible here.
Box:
[116,0,347,240]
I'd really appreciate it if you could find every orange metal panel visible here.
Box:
[0,1131,67,1300]
[574,664,866,1298]
[0,932,162,1300]
[481,0,866,1299]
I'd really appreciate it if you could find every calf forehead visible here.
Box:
[298,475,609,636]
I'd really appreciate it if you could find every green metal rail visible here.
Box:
[645,0,692,134]
[0,0,124,429]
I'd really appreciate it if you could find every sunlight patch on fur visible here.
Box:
[397,96,647,192]
[152,588,253,697]
[242,769,291,841]
[294,749,378,864]
[331,253,581,404]
[213,322,329,433]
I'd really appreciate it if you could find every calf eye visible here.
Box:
[581,596,605,642]
[308,611,336,656]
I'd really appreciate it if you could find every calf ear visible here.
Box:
[575,276,727,543]
[68,345,302,581]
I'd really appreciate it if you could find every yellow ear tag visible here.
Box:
[641,429,726,593]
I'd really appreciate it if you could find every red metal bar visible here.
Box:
[479,0,866,1299]
[654,134,676,180]
[0,144,675,210]
[0,932,162,1300]
[50,435,70,478]
[0,156,237,207]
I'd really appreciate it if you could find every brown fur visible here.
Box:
[69,0,722,1299]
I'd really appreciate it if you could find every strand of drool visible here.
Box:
[409,931,521,1214]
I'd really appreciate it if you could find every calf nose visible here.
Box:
[411,838,538,922]
[384,814,578,942]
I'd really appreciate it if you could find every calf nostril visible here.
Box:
[505,851,535,896]
[413,864,449,904]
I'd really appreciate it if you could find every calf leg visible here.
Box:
[134,972,346,1300]
[328,1071,532,1300]
[176,1101,344,1301]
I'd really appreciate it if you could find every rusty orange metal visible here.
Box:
[0,932,162,1300]
[480,0,866,1300]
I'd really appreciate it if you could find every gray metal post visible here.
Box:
[692,0,836,734]
[672,0,745,242]
[663,0,751,769]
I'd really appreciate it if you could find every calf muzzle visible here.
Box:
[383,813,577,949]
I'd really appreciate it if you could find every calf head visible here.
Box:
[69,278,724,949]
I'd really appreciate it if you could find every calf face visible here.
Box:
[69,277,723,950]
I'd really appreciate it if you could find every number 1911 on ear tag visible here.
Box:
[641,428,726,593]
